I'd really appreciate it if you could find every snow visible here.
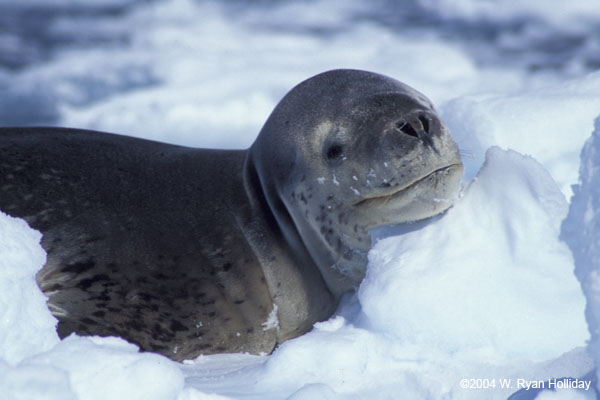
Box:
[0,212,57,365]
[0,0,141,7]
[26,336,183,400]
[442,72,600,196]
[1,0,600,399]
[262,305,280,332]
[363,148,586,363]
[0,335,184,400]
[535,389,590,400]
[562,117,600,397]
[420,0,600,27]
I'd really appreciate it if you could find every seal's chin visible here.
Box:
[354,163,463,209]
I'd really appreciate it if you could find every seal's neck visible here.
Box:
[240,151,336,339]
[244,151,369,299]
[242,153,314,271]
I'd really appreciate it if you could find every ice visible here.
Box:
[562,117,600,394]
[1,335,184,400]
[363,147,587,364]
[23,335,184,400]
[0,0,141,6]
[0,212,57,365]
[442,71,600,196]
[1,0,600,398]
[0,361,76,400]
[57,6,480,149]
[421,0,600,26]
[534,389,591,400]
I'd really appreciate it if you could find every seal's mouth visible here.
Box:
[353,163,462,207]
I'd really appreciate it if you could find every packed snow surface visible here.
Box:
[1,0,600,399]
[562,117,600,399]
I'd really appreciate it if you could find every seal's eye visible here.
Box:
[326,144,344,161]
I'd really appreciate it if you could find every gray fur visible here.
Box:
[0,69,462,361]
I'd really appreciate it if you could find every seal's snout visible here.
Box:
[395,111,438,152]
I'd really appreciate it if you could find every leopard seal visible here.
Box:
[0,69,463,361]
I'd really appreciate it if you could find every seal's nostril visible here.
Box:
[418,115,430,134]
[395,114,439,154]
[395,119,419,138]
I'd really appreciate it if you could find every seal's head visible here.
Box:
[249,69,463,296]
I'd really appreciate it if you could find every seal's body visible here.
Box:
[0,69,463,361]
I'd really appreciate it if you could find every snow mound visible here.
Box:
[0,212,57,365]
[362,147,587,363]
[1,335,184,400]
[442,71,600,196]
[562,116,600,392]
